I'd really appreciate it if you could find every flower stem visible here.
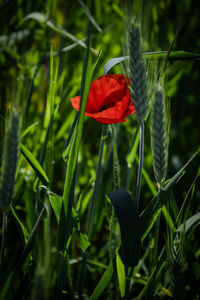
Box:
[76,124,107,294]
[111,124,120,189]
[0,211,8,265]
[136,123,144,212]
[109,125,120,299]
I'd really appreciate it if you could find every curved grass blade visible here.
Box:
[140,150,200,238]
[103,51,200,74]
[144,50,200,60]
[20,143,49,186]
[24,12,87,49]
[177,212,200,233]
[78,0,102,32]
[108,187,141,267]
[10,205,29,243]
[18,206,47,264]
[21,122,39,139]
[104,56,129,75]
[137,247,166,300]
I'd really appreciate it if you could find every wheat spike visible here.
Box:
[129,24,149,125]
[151,85,168,186]
[0,108,19,210]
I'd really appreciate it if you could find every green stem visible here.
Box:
[111,124,120,189]
[87,124,107,240]
[136,123,144,212]
[0,211,8,265]
[109,125,120,261]
[76,124,107,294]
[109,125,120,299]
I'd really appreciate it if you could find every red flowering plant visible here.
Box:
[71,74,135,124]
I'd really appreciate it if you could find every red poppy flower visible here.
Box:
[71,74,135,124]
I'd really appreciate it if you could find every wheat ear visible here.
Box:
[0,108,19,210]
[129,23,148,125]
[151,85,168,187]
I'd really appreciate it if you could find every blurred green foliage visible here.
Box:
[0,0,200,299]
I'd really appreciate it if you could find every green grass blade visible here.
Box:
[116,251,126,298]
[140,151,199,237]
[24,12,87,48]
[89,262,114,300]
[177,212,200,233]
[10,205,29,243]
[144,50,200,60]
[79,233,91,251]
[19,207,47,263]
[22,67,37,130]
[21,122,39,139]
[59,28,100,250]
[126,128,140,167]
[103,51,200,74]
[48,191,62,224]
[0,109,19,210]
[62,114,78,161]
[104,56,129,75]
[78,0,102,32]
[20,143,49,186]
[108,187,141,267]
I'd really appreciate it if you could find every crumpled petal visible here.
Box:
[70,74,135,124]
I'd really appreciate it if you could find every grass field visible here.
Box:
[0,1,200,299]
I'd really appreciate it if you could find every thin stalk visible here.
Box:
[87,124,107,240]
[136,123,144,212]
[124,267,134,299]
[0,211,8,265]
[109,125,120,262]
[111,124,120,189]
[76,124,106,294]
[108,125,120,299]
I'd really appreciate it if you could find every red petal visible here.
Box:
[86,75,128,113]
[71,96,80,111]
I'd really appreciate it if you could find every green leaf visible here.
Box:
[21,122,39,139]
[58,29,100,250]
[126,128,140,167]
[104,56,129,75]
[141,207,162,242]
[19,207,47,263]
[20,143,49,186]
[144,50,200,60]
[78,0,102,32]
[89,262,114,300]
[177,212,200,233]
[116,251,126,298]
[62,113,78,161]
[48,191,62,223]
[10,205,29,243]
[103,51,200,74]
[24,12,87,49]
[108,187,141,267]
[140,151,199,238]
[80,233,91,251]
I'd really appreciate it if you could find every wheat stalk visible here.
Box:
[170,233,183,300]
[129,23,149,125]
[0,108,19,210]
[151,85,168,187]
